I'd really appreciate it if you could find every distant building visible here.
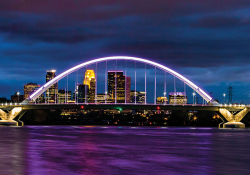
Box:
[84,70,96,103]
[11,92,24,103]
[96,93,113,103]
[169,92,187,105]
[24,83,40,99]
[84,70,95,88]
[77,84,89,103]
[125,77,131,103]
[108,70,131,103]
[157,97,168,104]
[58,90,71,104]
[131,91,146,103]
[46,70,58,103]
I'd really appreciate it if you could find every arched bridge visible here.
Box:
[24,56,216,105]
[0,56,247,128]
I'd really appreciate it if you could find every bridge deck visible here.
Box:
[0,104,246,111]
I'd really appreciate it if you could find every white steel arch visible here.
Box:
[25,56,215,104]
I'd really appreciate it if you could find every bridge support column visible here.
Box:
[218,108,248,128]
[0,107,24,126]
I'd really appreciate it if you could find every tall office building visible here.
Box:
[24,83,40,99]
[84,70,96,103]
[108,71,131,103]
[46,70,58,103]
[108,71,123,96]
[84,70,95,88]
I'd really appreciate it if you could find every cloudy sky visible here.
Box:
[1,0,250,103]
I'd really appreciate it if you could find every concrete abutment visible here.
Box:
[0,107,24,126]
[218,108,248,128]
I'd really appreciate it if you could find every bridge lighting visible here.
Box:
[80,105,84,109]
[157,106,160,110]
[192,92,196,105]
[28,56,213,104]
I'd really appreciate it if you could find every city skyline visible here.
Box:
[18,66,192,104]
[1,61,241,104]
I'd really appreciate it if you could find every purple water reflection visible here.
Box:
[0,126,249,175]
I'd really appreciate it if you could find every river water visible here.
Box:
[0,126,250,175]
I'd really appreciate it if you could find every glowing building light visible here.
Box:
[84,70,95,88]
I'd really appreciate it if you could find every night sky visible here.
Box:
[1,0,250,103]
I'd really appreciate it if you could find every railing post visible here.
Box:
[67,75,68,104]
[105,61,107,104]
[115,60,117,104]
[125,60,127,104]
[164,71,166,105]
[174,76,176,105]
[135,61,136,104]
[95,62,97,104]
[145,63,147,105]
[154,66,156,105]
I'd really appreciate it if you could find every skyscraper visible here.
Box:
[108,71,131,103]
[84,70,95,88]
[108,71,123,96]
[84,70,96,103]
[46,70,58,103]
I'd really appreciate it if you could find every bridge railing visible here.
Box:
[0,103,23,106]
[0,102,247,107]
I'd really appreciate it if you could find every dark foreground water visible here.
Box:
[1,126,250,175]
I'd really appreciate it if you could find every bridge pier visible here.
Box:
[0,107,25,126]
[218,108,248,128]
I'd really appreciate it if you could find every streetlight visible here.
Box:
[16,91,20,103]
[76,91,78,104]
[105,91,107,104]
[192,92,196,105]
[164,92,166,105]
[223,93,226,104]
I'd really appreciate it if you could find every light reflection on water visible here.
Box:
[0,126,250,175]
